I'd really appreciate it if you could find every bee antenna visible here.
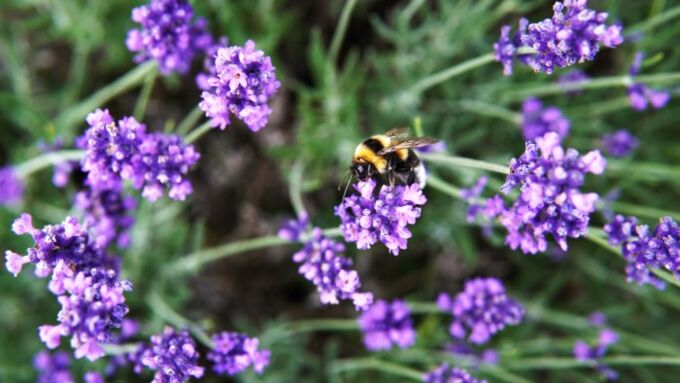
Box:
[338,169,351,191]
[341,173,353,201]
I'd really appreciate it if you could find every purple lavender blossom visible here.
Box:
[417,141,447,154]
[75,185,136,249]
[497,132,606,253]
[587,312,607,327]
[84,372,105,383]
[0,166,23,205]
[34,351,74,383]
[558,70,589,95]
[628,52,671,111]
[81,109,200,202]
[493,18,529,76]
[39,267,132,361]
[604,215,638,246]
[277,213,309,242]
[437,278,524,344]
[140,327,205,383]
[196,37,228,91]
[445,342,499,366]
[601,130,639,158]
[520,0,623,74]
[335,179,427,256]
[573,328,619,381]
[460,176,488,223]
[199,40,281,132]
[358,299,416,351]
[423,363,487,383]
[292,227,373,310]
[126,0,212,75]
[622,217,680,289]
[520,98,570,140]
[207,331,271,376]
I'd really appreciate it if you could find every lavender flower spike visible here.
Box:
[520,97,570,140]
[601,130,638,158]
[573,328,620,381]
[34,351,74,383]
[0,166,24,205]
[126,0,212,74]
[423,363,487,383]
[199,40,281,132]
[493,18,529,76]
[140,327,205,383]
[335,179,427,256]
[628,52,671,111]
[437,277,524,344]
[521,0,623,74]
[207,332,271,376]
[358,299,416,351]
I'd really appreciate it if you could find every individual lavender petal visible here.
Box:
[34,351,75,383]
[438,278,524,344]
[140,327,205,383]
[126,0,212,74]
[277,213,309,242]
[75,185,136,249]
[358,299,416,351]
[520,97,570,140]
[601,129,639,158]
[628,52,671,111]
[0,166,23,205]
[520,0,623,74]
[292,227,373,310]
[199,40,281,132]
[335,179,427,256]
[207,332,271,376]
[423,363,487,383]
[39,267,132,361]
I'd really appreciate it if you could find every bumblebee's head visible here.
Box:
[351,162,372,182]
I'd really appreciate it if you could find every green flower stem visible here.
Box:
[170,227,342,274]
[288,160,306,217]
[628,4,680,34]
[420,153,509,175]
[133,69,157,121]
[54,61,157,139]
[459,100,522,124]
[503,356,680,370]
[425,174,462,198]
[569,96,631,118]
[15,150,85,178]
[331,358,424,381]
[328,0,359,65]
[103,343,141,356]
[607,160,680,181]
[176,106,204,136]
[409,53,495,94]
[505,71,680,100]
[609,201,680,222]
[184,121,213,144]
[146,292,214,348]
[406,301,440,314]
[280,319,358,334]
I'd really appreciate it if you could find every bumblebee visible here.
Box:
[349,127,439,188]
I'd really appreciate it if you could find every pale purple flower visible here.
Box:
[573,328,619,381]
[34,351,74,383]
[75,185,136,249]
[84,372,105,383]
[277,213,309,242]
[423,363,487,383]
[460,176,488,223]
[292,227,373,310]
[207,331,271,376]
[493,18,529,76]
[358,299,416,351]
[140,327,205,383]
[437,278,524,344]
[604,215,637,246]
[601,129,638,157]
[520,97,570,140]
[126,0,212,75]
[628,52,671,111]
[199,40,281,132]
[335,179,427,256]
[0,166,23,205]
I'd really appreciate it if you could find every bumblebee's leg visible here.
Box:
[407,170,415,185]
[387,156,396,185]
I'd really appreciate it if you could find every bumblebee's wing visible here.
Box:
[384,127,411,138]
[378,137,440,155]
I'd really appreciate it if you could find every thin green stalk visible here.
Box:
[15,150,85,178]
[628,4,680,33]
[176,106,204,136]
[505,72,680,100]
[421,153,509,175]
[607,160,680,180]
[170,227,342,274]
[133,69,157,121]
[146,293,214,348]
[504,355,680,370]
[54,61,157,139]
[282,319,358,333]
[426,174,462,198]
[409,53,495,94]
[609,201,680,222]
[103,343,141,356]
[329,0,359,65]
[184,121,213,144]
[407,301,440,314]
[332,358,424,381]
[289,160,306,217]
[459,100,522,124]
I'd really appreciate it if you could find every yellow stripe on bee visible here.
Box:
[395,148,409,160]
[354,145,387,173]
[370,134,391,148]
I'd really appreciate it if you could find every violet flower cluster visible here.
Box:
[423,363,487,383]
[601,129,638,158]
[207,331,271,376]
[494,132,606,254]
[437,277,524,344]
[139,327,205,383]
[335,179,427,256]
[75,187,136,249]
[289,226,373,310]
[34,351,74,383]
[81,109,200,202]
[605,215,680,289]
[494,0,623,74]
[358,299,416,351]
[573,328,619,381]
[0,166,23,205]
[460,176,488,223]
[126,0,212,74]
[520,97,571,140]
[199,40,281,132]
[628,52,671,111]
